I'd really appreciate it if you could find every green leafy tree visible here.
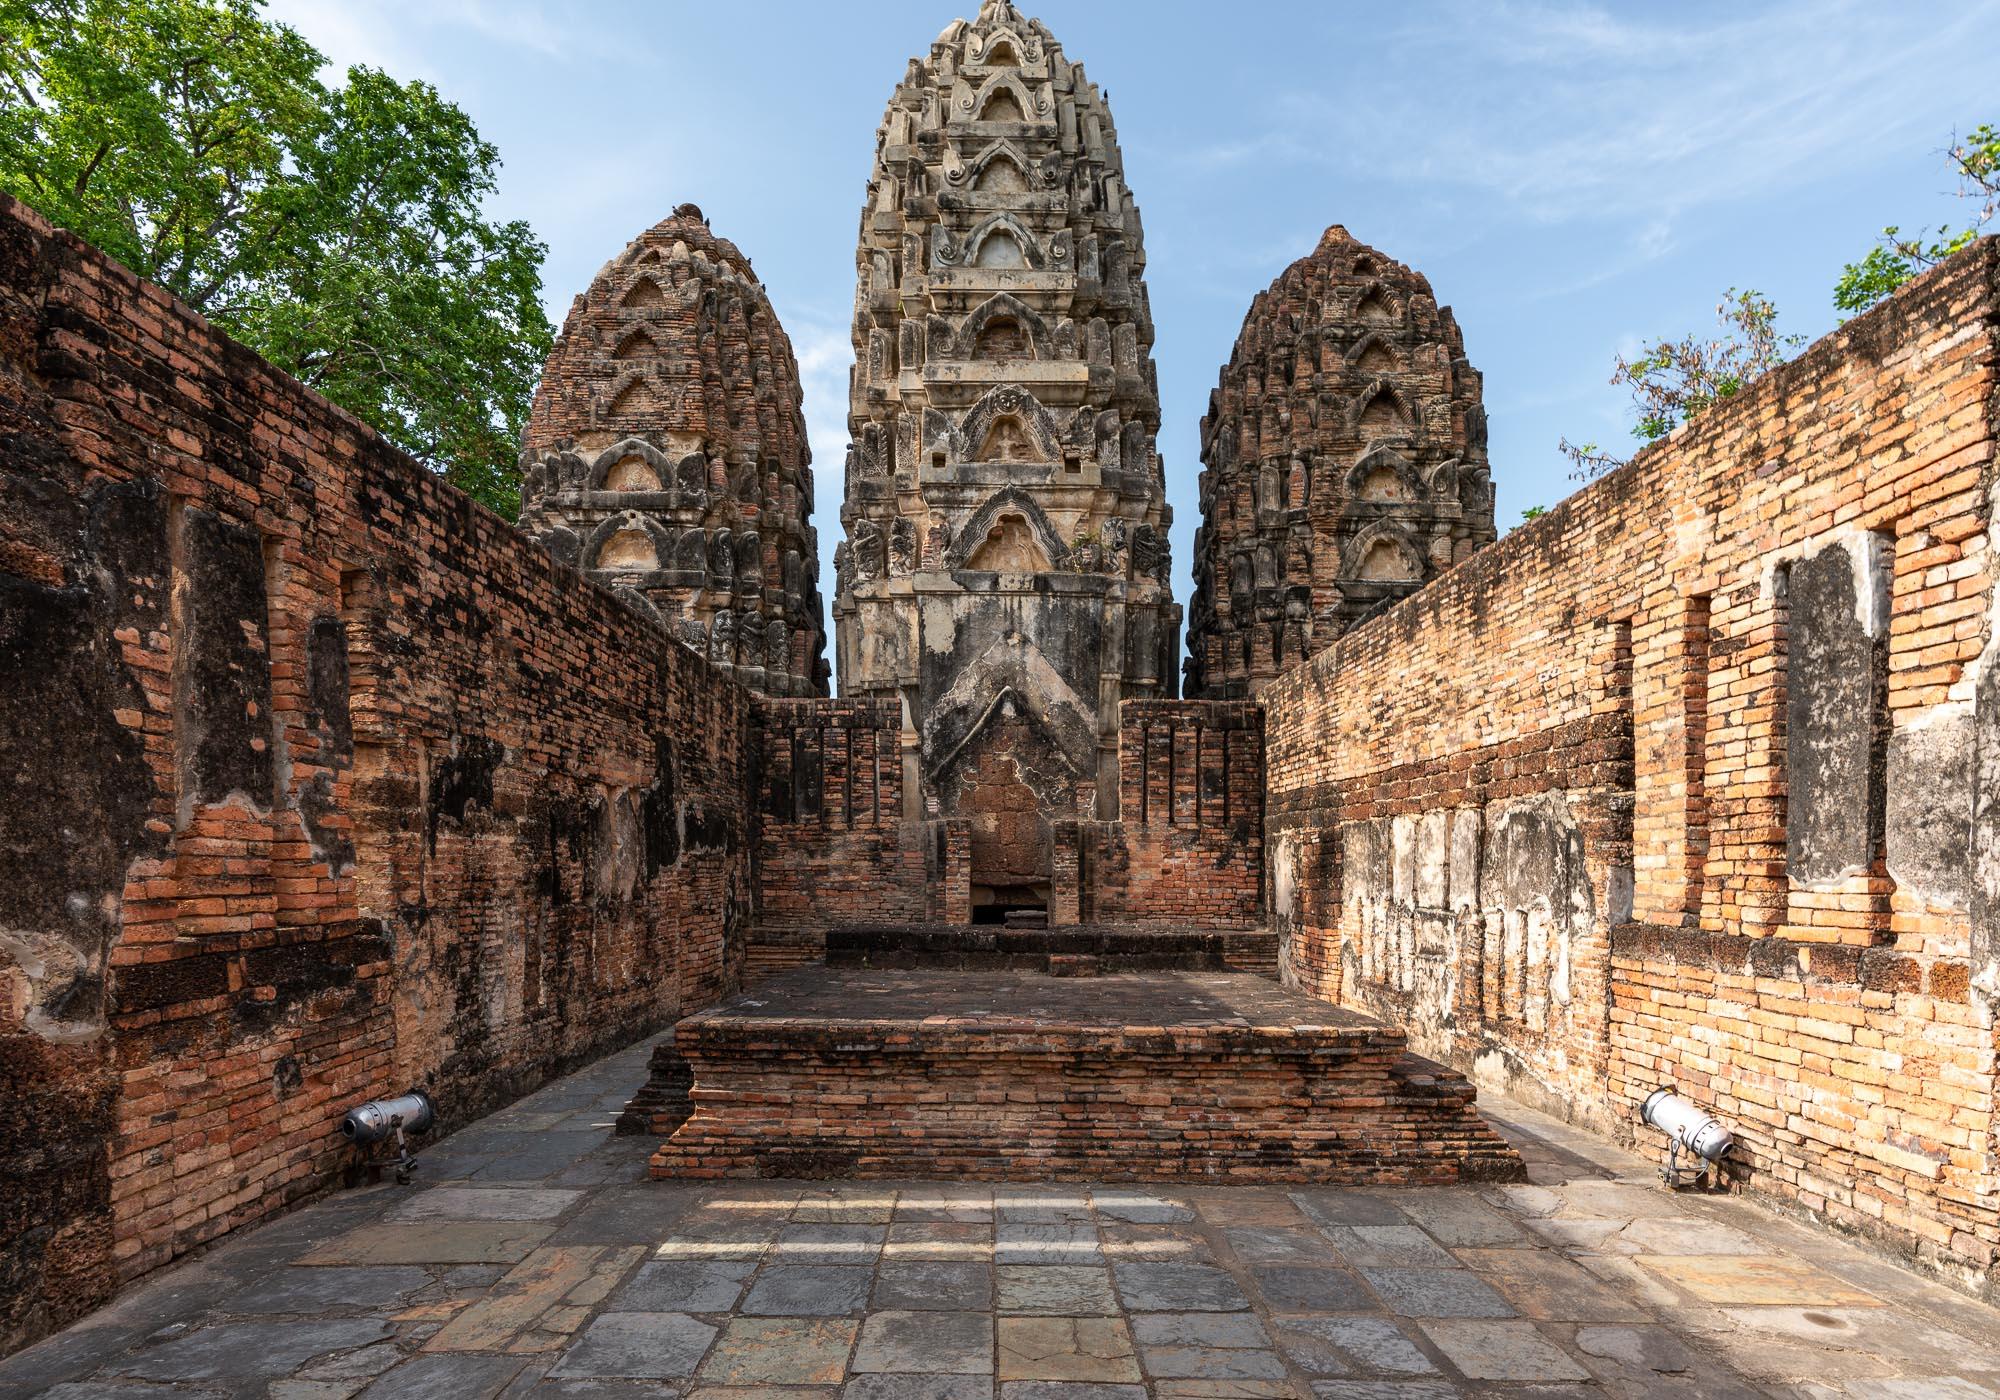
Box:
[1520,505,1548,522]
[0,0,551,515]
[1559,289,1801,481]
[1834,123,1998,316]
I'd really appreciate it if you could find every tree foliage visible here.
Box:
[1834,123,1998,316]
[1559,289,1801,481]
[0,0,552,515]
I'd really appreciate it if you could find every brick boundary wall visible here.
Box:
[1072,700,1266,927]
[1263,238,2000,1298]
[0,194,757,1352]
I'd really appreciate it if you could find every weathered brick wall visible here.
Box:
[1075,701,1265,926]
[0,194,756,1352]
[1264,239,2000,1293]
[749,698,932,929]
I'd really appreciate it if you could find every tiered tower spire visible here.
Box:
[831,5,1178,910]
[518,205,827,696]
[1185,226,1496,697]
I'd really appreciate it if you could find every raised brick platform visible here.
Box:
[648,968,1526,1184]
[824,922,1278,976]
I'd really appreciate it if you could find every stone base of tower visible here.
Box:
[647,967,1525,1185]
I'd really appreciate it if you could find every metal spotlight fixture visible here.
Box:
[1640,1087,1734,1188]
[340,1090,437,1184]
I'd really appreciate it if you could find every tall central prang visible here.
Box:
[832,0,1179,917]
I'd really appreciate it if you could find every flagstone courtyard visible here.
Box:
[3,1035,1996,1400]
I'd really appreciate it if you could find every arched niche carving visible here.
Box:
[620,277,665,309]
[1344,445,1422,501]
[961,212,1044,270]
[959,293,1051,361]
[583,512,673,572]
[1345,331,1399,375]
[1343,520,1424,583]
[945,487,1070,573]
[958,385,1063,464]
[1350,382,1412,436]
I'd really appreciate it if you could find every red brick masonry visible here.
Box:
[649,968,1525,1184]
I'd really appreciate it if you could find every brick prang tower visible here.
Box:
[1185,226,1497,698]
[518,204,828,696]
[831,0,1180,911]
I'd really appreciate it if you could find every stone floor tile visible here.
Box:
[1455,1247,1647,1322]
[843,1376,994,1400]
[1193,1195,1306,1228]
[388,1189,583,1223]
[994,1224,1099,1266]
[1223,1226,1339,1265]
[550,1313,716,1379]
[611,1259,758,1313]
[1713,1305,1986,1369]
[1635,1255,1883,1307]
[1386,1195,1523,1248]
[1607,1217,1765,1256]
[894,1192,995,1224]
[1129,1314,1270,1348]
[1139,1345,1289,1381]
[994,1191,1095,1223]
[1095,1223,1215,1264]
[1556,1181,1684,1220]
[886,1222,995,1261]
[1572,1322,1697,1375]
[1318,1227,1454,1269]
[1087,1192,1195,1224]
[1149,1381,1292,1398]
[1306,1381,1458,1399]
[1247,1266,1372,1314]
[306,1222,556,1267]
[1519,1216,1627,1252]
[994,1318,1138,1383]
[874,1262,994,1312]
[741,1266,873,1317]
[996,1384,1145,1400]
[1358,1268,1514,1319]
[1271,1316,1435,1376]
[298,1339,410,1383]
[426,1246,644,1353]
[774,1223,887,1266]
[547,1186,698,1246]
[655,1222,781,1262]
[794,1192,898,1226]
[698,1317,858,1385]
[993,1266,1116,1316]
[1418,1318,1589,1382]
[359,1352,526,1398]
[222,1266,432,1314]
[1289,1193,1409,1230]
[106,1319,396,1381]
[852,1311,994,1375]
[1110,1262,1250,1312]
[38,1386,230,1400]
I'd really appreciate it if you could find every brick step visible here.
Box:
[824,922,1277,977]
[648,968,1526,1185]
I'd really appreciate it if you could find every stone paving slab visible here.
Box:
[6,1031,2000,1400]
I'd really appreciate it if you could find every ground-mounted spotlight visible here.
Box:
[1640,1087,1734,1188]
[340,1090,437,1185]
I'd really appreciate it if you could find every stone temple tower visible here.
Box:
[519,204,828,696]
[831,1,1178,913]
[1184,226,1496,698]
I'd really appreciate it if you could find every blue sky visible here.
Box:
[270,0,2000,679]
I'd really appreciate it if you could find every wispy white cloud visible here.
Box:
[1175,0,2000,229]
[266,0,610,78]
